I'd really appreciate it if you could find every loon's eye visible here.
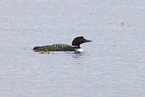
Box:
[79,38,84,42]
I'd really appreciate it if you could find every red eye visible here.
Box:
[79,38,82,41]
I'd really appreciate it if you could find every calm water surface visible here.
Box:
[0,0,145,97]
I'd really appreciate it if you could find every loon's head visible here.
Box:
[72,36,92,47]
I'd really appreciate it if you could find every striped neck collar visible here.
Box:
[72,45,80,48]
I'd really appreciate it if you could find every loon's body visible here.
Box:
[33,36,92,52]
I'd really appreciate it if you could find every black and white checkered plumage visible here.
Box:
[33,36,92,52]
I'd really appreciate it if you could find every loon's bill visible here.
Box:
[33,36,92,52]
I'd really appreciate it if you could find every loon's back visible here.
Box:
[33,44,75,52]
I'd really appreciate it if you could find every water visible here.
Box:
[0,0,145,97]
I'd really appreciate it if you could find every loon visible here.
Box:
[33,36,92,52]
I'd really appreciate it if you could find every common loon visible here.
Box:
[33,36,92,52]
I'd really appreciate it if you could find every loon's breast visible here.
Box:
[33,44,77,52]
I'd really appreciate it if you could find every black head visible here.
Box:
[72,36,92,47]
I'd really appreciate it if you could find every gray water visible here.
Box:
[1,0,145,97]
